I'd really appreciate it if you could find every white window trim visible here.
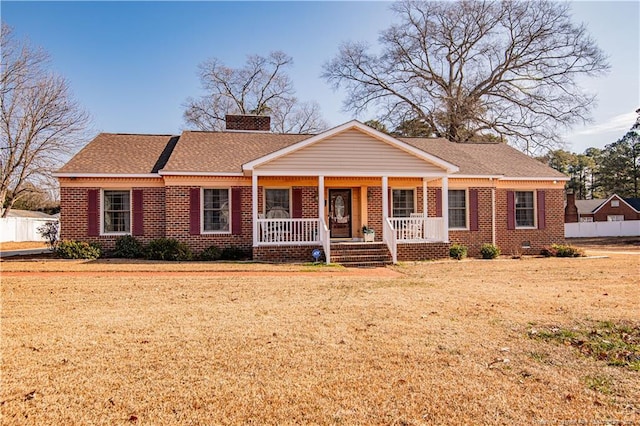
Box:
[391,187,417,218]
[263,187,292,217]
[607,215,624,222]
[201,187,232,235]
[100,188,132,236]
[515,190,537,229]
[448,188,469,230]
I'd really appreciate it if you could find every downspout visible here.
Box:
[491,183,496,246]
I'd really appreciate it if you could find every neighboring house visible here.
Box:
[54,117,568,264]
[565,192,640,223]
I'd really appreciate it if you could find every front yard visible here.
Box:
[1,252,638,424]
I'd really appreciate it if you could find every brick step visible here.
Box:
[331,254,393,263]
[330,243,392,267]
[341,261,391,268]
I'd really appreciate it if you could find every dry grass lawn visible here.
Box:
[0,241,48,251]
[1,252,638,424]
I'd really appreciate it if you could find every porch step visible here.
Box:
[330,243,392,267]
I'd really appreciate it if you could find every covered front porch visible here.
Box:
[250,175,452,264]
[241,120,460,264]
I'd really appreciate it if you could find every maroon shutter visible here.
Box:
[189,188,200,235]
[507,191,515,230]
[292,188,303,219]
[469,189,479,231]
[537,190,546,230]
[132,189,144,236]
[435,188,442,217]
[388,188,393,217]
[231,188,242,235]
[87,189,99,236]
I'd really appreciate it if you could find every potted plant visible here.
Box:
[362,225,375,242]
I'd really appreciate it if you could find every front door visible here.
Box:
[329,189,352,238]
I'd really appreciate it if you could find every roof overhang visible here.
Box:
[242,120,460,175]
[53,173,161,178]
[158,171,244,177]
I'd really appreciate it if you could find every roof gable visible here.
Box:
[593,194,640,214]
[243,120,459,176]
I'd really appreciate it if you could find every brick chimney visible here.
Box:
[564,189,578,223]
[225,115,271,132]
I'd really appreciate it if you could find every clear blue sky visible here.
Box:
[3,1,639,154]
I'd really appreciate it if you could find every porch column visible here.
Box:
[318,175,325,223]
[442,176,449,242]
[382,176,389,240]
[423,178,428,239]
[252,174,258,246]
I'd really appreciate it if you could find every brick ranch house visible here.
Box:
[55,117,568,264]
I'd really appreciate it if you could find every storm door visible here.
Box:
[329,189,352,238]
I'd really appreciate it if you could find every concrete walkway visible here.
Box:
[0,248,51,258]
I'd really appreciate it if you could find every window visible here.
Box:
[448,190,466,228]
[392,189,414,217]
[607,215,624,222]
[265,189,290,218]
[103,190,130,233]
[515,191,535,227]
[611,200,620,207]
[203,188,230,232]
[580,217,594,222]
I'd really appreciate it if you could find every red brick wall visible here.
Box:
[253,245,323,263]
[593,196,640,221]
[493,188,565,255]
[59,186,165,251]
[397,242,449,261]
[449,187,494,257]
[366,187,383,241]
[426,186,565,256]
[165,185,253,253]
[298,186,319,218]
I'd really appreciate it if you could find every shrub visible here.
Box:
[198,245,222,261]
[220,245,251,261]
[144,238,193,261]
[55,240,101,259]
[113,235,144,258]
[480,243,501,259]
[37,221,59,251]
[449,243,467,260]
[542,244,584,258]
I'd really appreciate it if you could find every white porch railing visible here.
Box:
[319,217,331,264]
[383,218,397,264]
[388,217,445,242]
[257,218,320,245]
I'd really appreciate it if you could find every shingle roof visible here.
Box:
[574,199,605,215]
[58,133,177,174]
[162,131,308,173]
[624,198,640,212]
[400,138,567,178]
[59,128,566,179]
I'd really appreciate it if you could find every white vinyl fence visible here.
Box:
[565,220,640,238]
[0,217,58,242]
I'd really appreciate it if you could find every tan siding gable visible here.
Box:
[257,129,445,174]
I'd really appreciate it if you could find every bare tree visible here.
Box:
[184,51,327,133]
[1,23,89,217]
[323,0,609,152]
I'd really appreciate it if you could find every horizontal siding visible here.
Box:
[258,129,444,174]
